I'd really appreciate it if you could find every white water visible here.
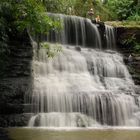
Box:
[42,13,101,48]
[105,25,116,49]
[27,14,140,127]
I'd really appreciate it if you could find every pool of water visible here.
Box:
[4,127,140,140]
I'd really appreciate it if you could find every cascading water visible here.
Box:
[41,13,101,48]
[105,25,116,49]
[27,14,140,127]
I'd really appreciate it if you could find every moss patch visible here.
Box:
[105,21,140,28]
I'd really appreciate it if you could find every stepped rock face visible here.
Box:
[27,14,140,128]
[0,17,140,127]
[0,31,33,127]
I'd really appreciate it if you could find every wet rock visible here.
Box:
[0,114,32,127]
[75,46,81,51]
[0,30,33,127]
[116,27,140,86]
[134,86,140,94]
[0,128,12,140]
[116,27,140,45]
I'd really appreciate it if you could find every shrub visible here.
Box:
[122,34,140,53]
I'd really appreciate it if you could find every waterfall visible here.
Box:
[27,14,140,127]
[41,13,102,49]
[105,25,116,49]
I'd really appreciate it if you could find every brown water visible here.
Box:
[7,128,140,140]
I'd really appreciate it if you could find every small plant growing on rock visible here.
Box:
[122,34,140,53]
[41,42,62,58]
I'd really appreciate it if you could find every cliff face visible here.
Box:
[0,31,33,127]
[116,27,140,90]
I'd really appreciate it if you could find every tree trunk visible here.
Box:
[37,34,41,50]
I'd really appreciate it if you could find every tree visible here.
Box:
[14,0,60,47]
[0,0,60,50]
[106,0,138,20]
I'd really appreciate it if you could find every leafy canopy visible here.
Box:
[0,0,61,64]
[13,0,60,34]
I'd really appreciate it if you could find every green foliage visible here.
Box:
[122,34,136,46]
[39,0,119,21]
[44,0,63,13]
[0,0,61,41]
[42,0,76,15]
[127,9,140,21]
[128,13,140,21]
[14,0,60,34]
[116,0,134,20]
[122,34,140,53]
[0,0,61,54]
[134,43,140,52]
[74,0,93,17]
[106,0,135,20]
[93,1,112,21]
[41,42,62,58]
[105,0,140,21]
[33,0,140,22]
[13,0,61,50]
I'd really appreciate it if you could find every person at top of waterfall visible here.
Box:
[95,15,101,23]
[87,8,94,20]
